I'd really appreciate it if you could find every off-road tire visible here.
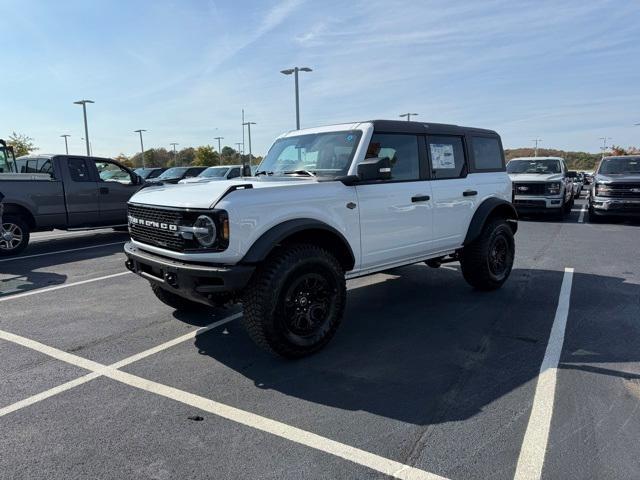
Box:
[460,218,514,291]
[0,215,30,257]
[151,283,206,311]
[242,244,346,358]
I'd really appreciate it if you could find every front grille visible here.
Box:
[513,182,547,195]
[514,199,546,208]
[128,204,186,251]
[597,183,640,199]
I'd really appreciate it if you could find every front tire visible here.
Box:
[151,283,207,311]
[0,215,30,257]
[460,218,514,291]
[242,244,346,358]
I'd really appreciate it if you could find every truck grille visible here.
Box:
[597,183,640,199]
[127,204,186,251]
[514,199,546,208]
[513,182,547,195]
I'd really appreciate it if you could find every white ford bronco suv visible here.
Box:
[124,120,517,357]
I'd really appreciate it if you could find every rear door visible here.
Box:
[61,157,101,227]
[426,135,480,251]
[91,159,139,225]
[355,133,434,269]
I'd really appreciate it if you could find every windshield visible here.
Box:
[257,131,362,177]
[507,159,561,174]
[201,167,229,178]
[134,168,154,179]
[158,167,188,179]
[599,157,640,175]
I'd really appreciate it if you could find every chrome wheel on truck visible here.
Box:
[0,216,30,256]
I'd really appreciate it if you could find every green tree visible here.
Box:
[114,153,132,168]
[193,145,218,166]
[7,132,38,157]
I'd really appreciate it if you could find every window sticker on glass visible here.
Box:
[430,144,456,169]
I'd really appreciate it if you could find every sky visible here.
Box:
[2,0,639,158]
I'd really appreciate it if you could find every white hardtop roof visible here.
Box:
[277,122,369,139]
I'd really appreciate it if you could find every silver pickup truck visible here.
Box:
[0,153,143,256]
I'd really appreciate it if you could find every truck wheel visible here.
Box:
[151,283,206,311]
[242,244,346,358]
[460,218,514,291]
[0,215,30,257]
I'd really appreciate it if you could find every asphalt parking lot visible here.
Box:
[1,196,639,480]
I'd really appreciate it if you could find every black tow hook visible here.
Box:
[164,272,178,287]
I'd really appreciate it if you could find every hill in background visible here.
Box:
[505,148,601,171]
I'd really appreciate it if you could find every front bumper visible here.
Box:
[590,197,640,216]
[513,195,563,212]
[124,242,255,305]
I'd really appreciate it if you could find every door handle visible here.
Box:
[411,194,430,203]
[100,187,109,194]
[463,190,477,197]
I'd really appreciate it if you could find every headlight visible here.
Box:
[193,215,217,247]
[547,182,561,195]
[595,183,611,195]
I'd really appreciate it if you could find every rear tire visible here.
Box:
[242,244,346,358]
[460,218,514,291]
[151,283,207,311]
[0,215,30,257]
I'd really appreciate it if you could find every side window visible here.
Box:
[68,158,93,182]
[427,136,466,180]
[93,160,132,184]
[186,168,203,178]
[366,133,420,181]
[472,136,503,171]
[227,168,240,179]
[38,158,53,175]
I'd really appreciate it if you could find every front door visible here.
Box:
[92,159,139,225]
[64,157,101,227]
[355,133,434,269]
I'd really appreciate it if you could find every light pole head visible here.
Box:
[134,129,147,134]
[299,67,312,72]
[73,99,94,105]
[280,69,295,75]
[60,134,71,138]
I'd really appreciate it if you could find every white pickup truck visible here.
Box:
[124,120,517,357]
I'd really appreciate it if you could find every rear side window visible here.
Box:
[68,158,92,182]
[228,168,241,179]
[472,136,503,171]
[427,136,466,179]
[367,133,420,181]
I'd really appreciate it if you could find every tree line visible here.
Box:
[505,145,640,171]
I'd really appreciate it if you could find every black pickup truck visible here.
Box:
[0,154,143,256]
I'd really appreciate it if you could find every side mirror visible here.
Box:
[566,170,577,178]
[357,157,392,181]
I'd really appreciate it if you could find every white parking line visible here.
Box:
[514,267,574,480]
[0,313,242,417]
[0,241,125,263]
[578,204,587,223]
[0,323,448,480]
[0,271,131,302]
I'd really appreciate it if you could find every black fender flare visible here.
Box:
[463,198,518,245]
[240,218,356,269]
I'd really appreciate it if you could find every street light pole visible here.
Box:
[214,136,224,165]
[242,122,256,167]
[60,134,70,154]
[235,142,243,162]
[532,138,542,157]
[73,99,94,156]
[399,113,418,121]
[241,109,245,155]
[170,142,179,166]
[134,129,147,168]
[280,66,312,130]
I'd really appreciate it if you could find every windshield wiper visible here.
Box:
[280,170,316,177]
[255,170,273,176]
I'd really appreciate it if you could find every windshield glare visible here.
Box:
[158,167,188,179]
[201,167,229,178]
[599,157,640,174]
[257,131,362,177]
[507,159,561,174]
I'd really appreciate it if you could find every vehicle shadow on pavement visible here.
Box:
[189,265,640,426]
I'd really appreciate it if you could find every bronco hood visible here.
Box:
[508,173,564,182]
[129,177,313,209]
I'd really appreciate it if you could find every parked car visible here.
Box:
[147,166,207,184]
[0,154,143,256]
[179,165,243,184]
[134,167,167,180]
[572,176,583,198]
[507,157,575,218]
[125,120,518,357]
[588,155,640,222]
